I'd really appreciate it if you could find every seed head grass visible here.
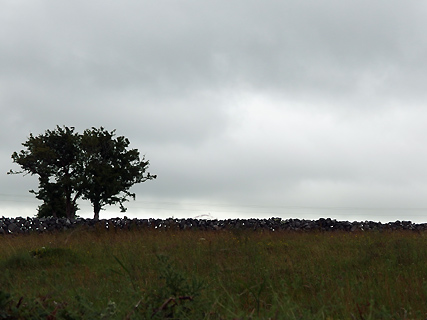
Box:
[1,227,427,319]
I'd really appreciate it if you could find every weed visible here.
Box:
[0,290,66,319]
[148,255,206,319]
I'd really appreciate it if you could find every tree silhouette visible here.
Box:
[80,127,156,219]
[9,126,156,219]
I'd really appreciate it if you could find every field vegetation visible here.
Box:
[1,226,427,319]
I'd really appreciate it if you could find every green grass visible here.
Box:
[1,226,427,319]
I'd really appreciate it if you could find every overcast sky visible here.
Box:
[2,0,427,222]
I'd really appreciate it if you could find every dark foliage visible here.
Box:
[9,126,156,219]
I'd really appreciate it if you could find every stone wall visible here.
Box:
[1,216,427,234]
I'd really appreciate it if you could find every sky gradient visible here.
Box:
[2,1,427,222]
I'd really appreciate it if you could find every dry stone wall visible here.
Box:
[1,216,427,234]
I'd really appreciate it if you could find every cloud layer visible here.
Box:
[2,0,427,221]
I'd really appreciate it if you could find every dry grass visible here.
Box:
[1,227,427,319]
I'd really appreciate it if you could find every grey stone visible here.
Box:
[7,223,19,233]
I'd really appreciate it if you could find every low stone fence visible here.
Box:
[1,216,427,235]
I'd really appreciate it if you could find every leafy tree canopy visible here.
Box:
[9,126,156,219]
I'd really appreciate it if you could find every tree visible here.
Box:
[79,127,156,219]
[34,179,70,218]
[33,176,79,218]
[9,126,156,219]
[10,126,83,219]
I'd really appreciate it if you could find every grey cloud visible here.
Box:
[3,0,427,111]
[2,0,427,221]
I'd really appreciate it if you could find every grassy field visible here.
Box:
[1,226,427,319]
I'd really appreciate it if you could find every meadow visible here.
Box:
[1,226,427,319]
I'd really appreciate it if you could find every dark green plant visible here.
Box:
[0,291,64,319]
[149,255,206,319]
[112,253,206,318]
[1,251,34,270]
[157,255,205,298]
[29,246,77,260]
[57,294,108,319]
[0,290,118,320]
[0,290,13,319]
[1,247,81,273]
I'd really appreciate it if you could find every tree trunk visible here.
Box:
[65,200,74,219]
[65,194,73,219]
[93,202,101,220]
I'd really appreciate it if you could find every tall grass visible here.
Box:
[1,226,427,319]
